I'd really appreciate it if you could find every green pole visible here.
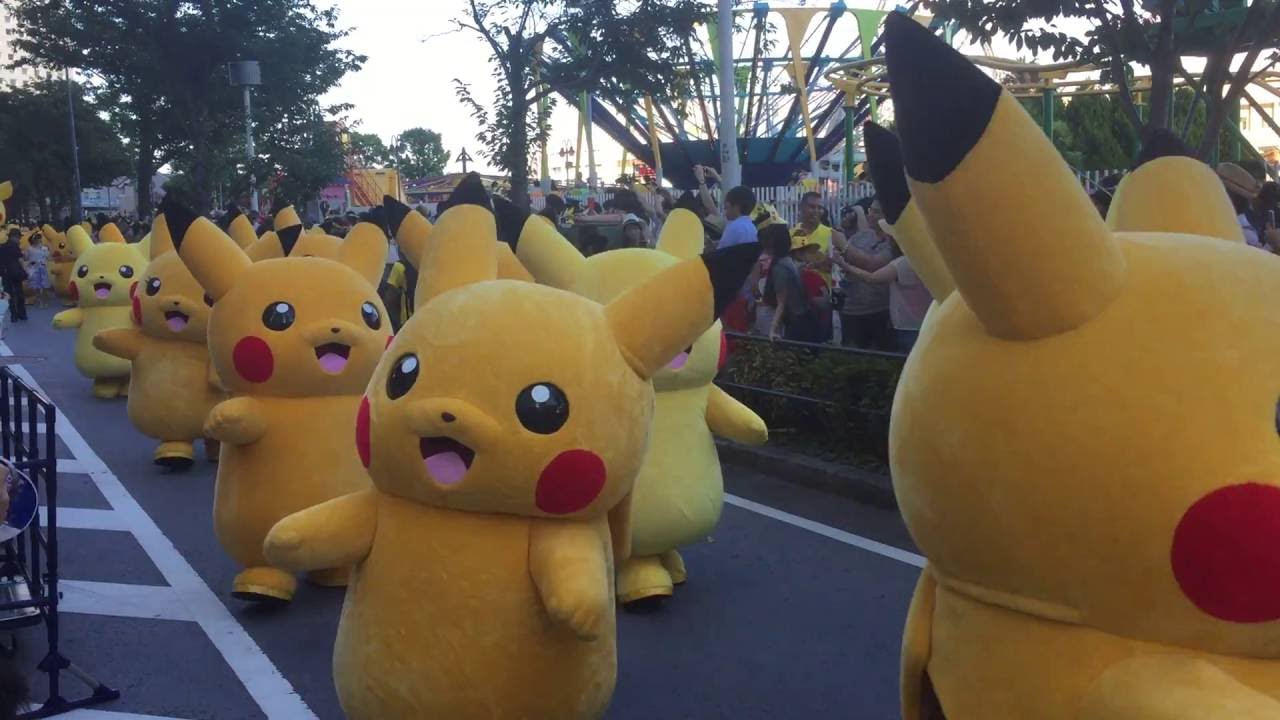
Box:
[844,105,856,185]
[1041,87,1055,137]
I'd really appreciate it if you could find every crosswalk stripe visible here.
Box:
[59,580,195,622]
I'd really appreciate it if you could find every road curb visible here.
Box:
[715,439,898,509]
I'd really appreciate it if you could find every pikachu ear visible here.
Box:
[863,121,955,300]
[338,219,390,287]
[885,13,1123,340]
[245,231,280,262]
[496,242,534,282]
[1107,130,1243,243]
[606,242,758,380]
[384,195,432,271]
[149,215,175,259]
[415,176,500,308]
[277,225,303,257]
[654,209,705,260]
[99,223,126,244]
[66,225,93,256]
[273,201,302,231]
[220,206,258,250]
[0,182,12,202]
[510,207,586,290]
[163,199,251,301]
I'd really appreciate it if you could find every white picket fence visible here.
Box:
[532,169,1123,227]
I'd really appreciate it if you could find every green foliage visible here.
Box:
[1059,94,1140,170]
[259,112,347,205]
[719,339,903,467]
[453,0,707,207]
[391,128,451,179]
[0,80,129,222]
[347,131,392,167]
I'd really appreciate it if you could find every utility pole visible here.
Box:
[228,61,262,213]
[65,67,83,225]
[717,0,742,189]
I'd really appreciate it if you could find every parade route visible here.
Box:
[4,306,921,719]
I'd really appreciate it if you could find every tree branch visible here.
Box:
[1090,0,1144,133]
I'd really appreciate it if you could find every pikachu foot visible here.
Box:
[660,550,688,586]
[91,379,120,400]
[154,441,195,471]
[618,555,673,610]
[204,439,220,463]
[306,567,350,588]
[231,566,296,604]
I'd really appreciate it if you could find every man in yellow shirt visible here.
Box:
[790,191,842,288]
[382,260,412,331]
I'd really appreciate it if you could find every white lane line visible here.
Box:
[0,344,317,719]
[725,493,926,568]
[59,580,194,622]
[58,459,87,474]
[40,506,130,532]
[57,710,188,720]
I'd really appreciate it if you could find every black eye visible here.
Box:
[262,301,295,331]
[119,265,134,278]
[145,277,161,296]
[203,293,214,307]
[361,301,382,330]
[76,265,88,278]
[516,383,569,434]
[386,354,419,399]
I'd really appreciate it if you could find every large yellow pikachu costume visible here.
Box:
[163,202,389,603]
[52,226,145,398]
[42,224,78,304]
[93,215,223,469]
[880,14,1280,719]
[515,206,767,606]
[263,176,759,719]
[246,224,341,261]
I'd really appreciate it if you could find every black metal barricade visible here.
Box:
[0,367,118,717]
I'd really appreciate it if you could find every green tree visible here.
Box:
[391,128,451,179]
[347,131,392,167]
[1058,94,1140,170]
[10,0,364,216]
[259,112,348,205]
[453,0,707,207]
[925,0,1280,158]
[0,80,129,222]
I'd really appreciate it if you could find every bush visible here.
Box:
[717,337,904,470]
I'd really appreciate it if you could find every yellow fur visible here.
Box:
[265,188,753,718]
[885,16,1280,719]
[42,224,77,302]
[1107,156,1244,243]
[167,206,389,602]
[93,216,222,467]
[53,225,143,398]
[518,209,767,603]
[0,181,11,225]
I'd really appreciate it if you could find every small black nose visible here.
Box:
[171,300,180,306]
[441,413,456,423]
[330,327,340,334]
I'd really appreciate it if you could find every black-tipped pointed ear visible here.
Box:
[383,195,412,235]
[219,204,243,230]
[702,242,760,319]
[160,196,198,252]
[864,122,910,225]
[1132,128,1193,169]
[277,224,303,257]
[491,194,530,249]
[448,172,493,211]
[359,206,390,236]
[884,12,1000,183]
[271,196,290,215]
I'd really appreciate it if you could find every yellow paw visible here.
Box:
[617,555,673,605]
[232,566,296,603]
[544,588,610,640]
[204,399,264,445]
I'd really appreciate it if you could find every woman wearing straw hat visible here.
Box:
[1217,162,1264,248]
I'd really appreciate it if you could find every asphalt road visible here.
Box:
[0,304,922,720]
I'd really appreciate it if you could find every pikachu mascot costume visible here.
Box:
[163,201,388,603]
[0,181,11,224]
[878,15,1280,719]
[52,225,145,398]
[42,224,78,304]
[246,204,343,261]
[515,205,767,607]
[93,215,223,469]
[263,176,759,719]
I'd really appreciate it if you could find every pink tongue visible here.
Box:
[166,316,188,332]
[94,287,110,299]
[317,353,348,374]
[425,452,468,485]
[666,352,689,370]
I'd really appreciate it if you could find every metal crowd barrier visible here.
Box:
[0,368,118,717]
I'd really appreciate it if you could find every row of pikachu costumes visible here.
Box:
[49,173,766,718]
[867,14,1280,719]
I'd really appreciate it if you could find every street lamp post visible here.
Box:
[228,61,262,213]
[65,67,83,224]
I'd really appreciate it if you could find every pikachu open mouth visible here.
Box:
[164,311,189,333]
[666,345,693,371]
[420,436,475,486]
[314,343,351,375]
[93,282,113,299]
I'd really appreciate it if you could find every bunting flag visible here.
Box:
[777,7,825,171]
[852,9,890,122]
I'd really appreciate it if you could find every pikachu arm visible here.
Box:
[203,396,267,446]
[528,518,612,641]
[1078,655,1280,719]
[263,489,378,573]
[706,385,768,445]
[91,327,144,361]
[51,308,83,330]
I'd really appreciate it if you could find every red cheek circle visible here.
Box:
[717,330,729,371]
[355,395,371,468]
[232,336,274,383]
[1171,482,1280,623]
[536,450,607,515]
[69,282,79,303]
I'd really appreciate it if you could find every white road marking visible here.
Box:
[725,493,927,568]
[40,507,130,532]
[0,342,317,719]
[59,580,194,622]
[58,710,188,720]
